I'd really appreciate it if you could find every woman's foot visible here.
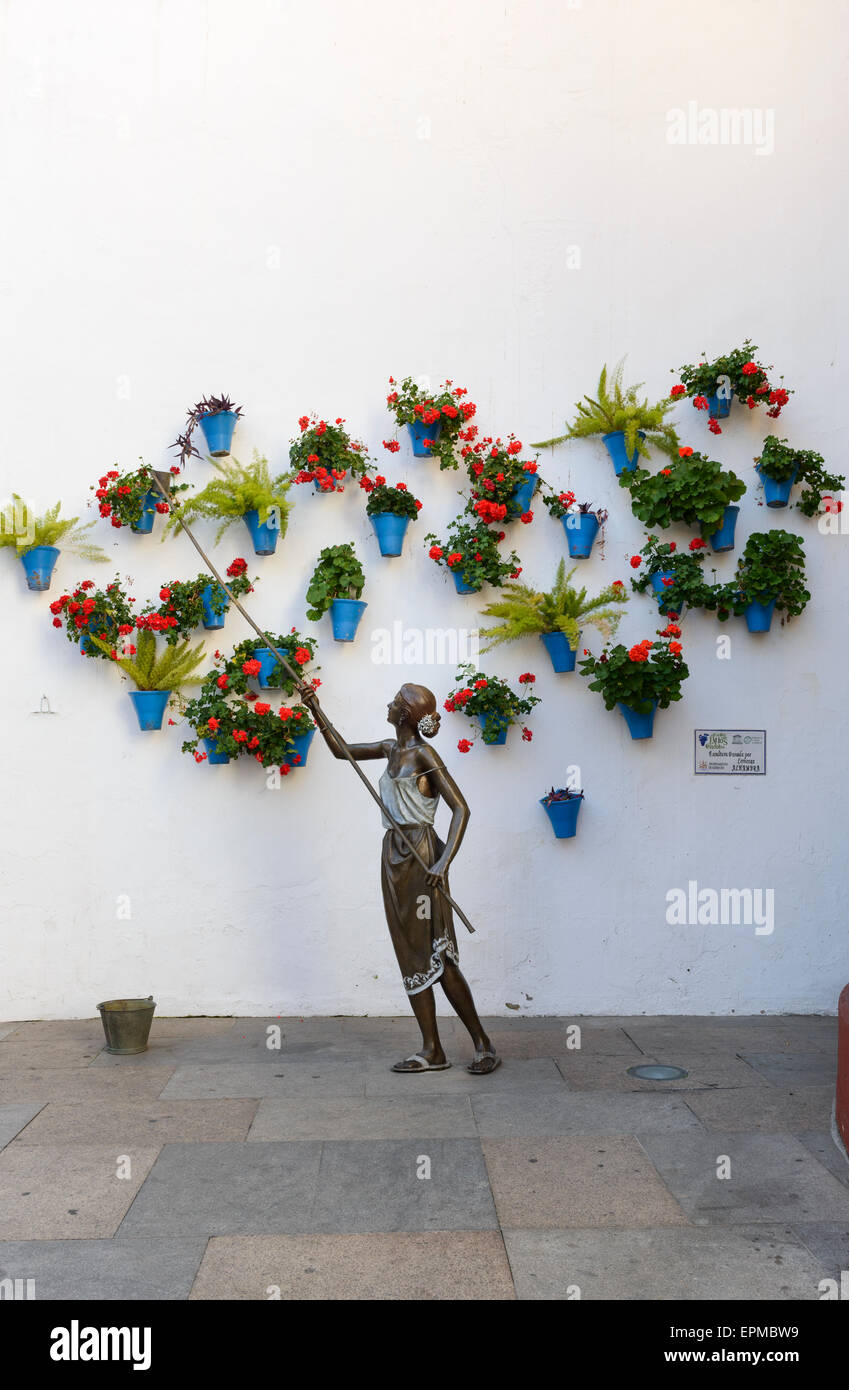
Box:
[392,1050,451,1073]
[467,1045,500,1075]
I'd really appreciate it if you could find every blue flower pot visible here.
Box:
[407,419,443,457]
[201,583,230,630]
[540,630,579,673]
[21,546,60,591]
[451,569,481,595]
[509,475,538,516]
[541,795,583,839]
[253,646,289,688]
[477,712,509,745]
[130,489,159,535]
[649,570,678,613]
[287,727,316,769]
[199,410,238,458]
[756,464,798,508]
[617,700,657,740]
[708,505,740,552]
[330,598,367,642]
[129,689,171,731]
[79,623,114,655]
[203,737,231,764]
[602,430,645,475]
[562,511,600,558]
[370,512,410,557]
[243,508,280,555]
[705,393,732,419]
[743,598,776,633]
[313,476,335,493]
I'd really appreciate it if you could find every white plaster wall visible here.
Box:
[0,0,846,1018]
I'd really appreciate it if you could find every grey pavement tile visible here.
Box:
[791,1222,849,1282]
[0,1037,105,1070]
[0,1238,206,1300]
[118,1141,323,1237]
[455,1028,643,1062]
[190,1231,515,1300]
[638,1131,849,1225]
[471,1090,705,1139]
[90,1033,368,1067]
[623,1017,838,1056]
[5,1017,234,1042]
[0,1144,160,1239]
[0,1069,176,1104]
[684,1085,836,1133]
[795,1131,849,1189]
[14,1100,259,1146]
[248,1096,477,1141]
[482,1135,688,1229]
[503,1225,829,1300]
[554,1052,765,1092]
[738,1052,838,1087]
[0,1105,44,1151]
[364,1057,564,1097]
[307,1139,498,1232]
[160,1062,366,1100]
[0,1026,21,1043]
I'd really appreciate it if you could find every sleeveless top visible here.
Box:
[378,769,438,830]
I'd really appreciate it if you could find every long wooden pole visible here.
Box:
[149,472,475,934]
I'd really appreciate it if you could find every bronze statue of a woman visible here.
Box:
[304,682,499,1074]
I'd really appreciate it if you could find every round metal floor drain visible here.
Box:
[627,1063,689,1081]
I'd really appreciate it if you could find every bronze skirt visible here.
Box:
[380,823,459,995]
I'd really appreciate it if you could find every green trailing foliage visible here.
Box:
[755,437,844,517]
[706,530,810,622]
[162,452,292,544]
[90,626,207,691]
[0,495,107,561]
[531,361,680,463]
[630,535,714,614]
[305,543,365,620]
[621,450,746,537]
[479,559,628,653]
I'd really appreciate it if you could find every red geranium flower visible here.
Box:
[457,739,473,753]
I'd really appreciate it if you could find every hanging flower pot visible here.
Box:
[756,463,798,508]
[649,570,681,615]
[407,418,443,457]
[198,410,238,458]
[452,570,482,595]
[202,736,231,764]
[253,646,289,687]
[370,512,410,557]
[705,393,732,420]
[602,430,645,476]
[20,546,60,591]
[477,712,510,744]
[243,508,280,556]
[708,505,740,552]
[743,598,776,633]
[201,583,230,630]
[330,598,367,642]
[97,997,156,1055]
[540,789,584,839]
[288,728,316,769]
[563,511,600,558]
[128,689,172,731]
[540,630,579,673]
[617,699,658,739]
[510,474,538,515]
[129,489,159,535]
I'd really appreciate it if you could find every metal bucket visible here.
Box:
[97,997,156,1054]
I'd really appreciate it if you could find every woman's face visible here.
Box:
[386,691,406,728]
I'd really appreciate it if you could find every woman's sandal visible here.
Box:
[467,1052,501,1075]
[391,1053,452,1073]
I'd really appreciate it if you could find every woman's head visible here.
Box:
[387,684,441,738]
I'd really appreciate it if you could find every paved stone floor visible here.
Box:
[0,1014,846,1300]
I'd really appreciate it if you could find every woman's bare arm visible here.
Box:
[301,689,390,762]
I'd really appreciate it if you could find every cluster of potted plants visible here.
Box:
[306,543,367,641]
[49,575,136,654]
[289,415,373,493]
[463,435,540,523]
[579,630,689,739]
[424,519,522,594]
[229,628,319,692]
[621,446,746,550]
[360,476,422,556]
[533,361,680,475]
[478,559,628,673]
[385,376,477,467]
[172,393,243,466]
[138,559,255,639]
[753,436,844,514]
[540,487,608,559]
[671,340,790,433]
[163,452,292,556]
[92,461,186,534]
[444,663,540,748]
[706,530,810,633]
[2,495,106,590]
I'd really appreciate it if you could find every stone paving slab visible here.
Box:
[90,1036,369,1068]
[454,1028,644,1061]
[683,1084,836,1133]
[364,1058,565,1096]
[554,1052,766,1092]
[471,1090,704,1139]
[0,1025,22,1042]
[3,1018,233,1042]
[503,1224,829,1300]
[790,1222,849,1282]
[189,1231,515,1300]
[161,1062,366,1100]
[13,1100,260,1146]
[0,1237,207,1299]
[0,1144,160,1240]
[637,1131,849,1225]
[0,1069,176,1105]
[622,1018,838,1055]
[0,1104,43,1151]
[0,1038,105,1070]
[248,1096,477,1141]
[482,1135,688,1230]
[738,1052,838,1087]
[795,1131,849,1189]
